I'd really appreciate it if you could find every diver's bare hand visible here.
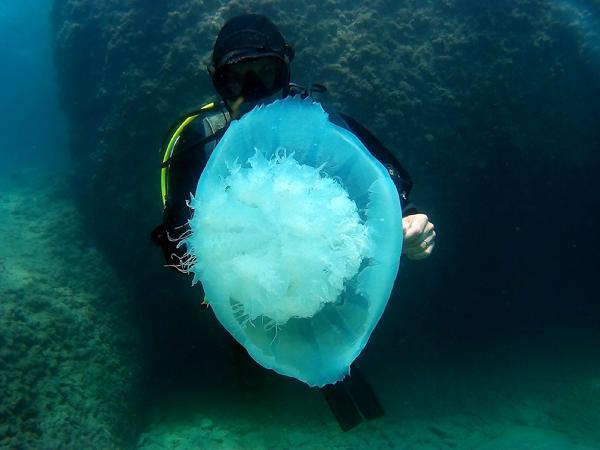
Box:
[402,214,436,260]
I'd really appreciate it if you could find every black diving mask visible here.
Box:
[211,54,290,102]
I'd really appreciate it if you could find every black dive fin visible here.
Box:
[345,364,385,420]
[320,383,362,432]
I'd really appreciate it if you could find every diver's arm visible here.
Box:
[152,123,209,270]
[337,113,417,217]
[337,113,436,259]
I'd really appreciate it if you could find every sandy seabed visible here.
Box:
[136,338,600,449]
[0,169,140,449]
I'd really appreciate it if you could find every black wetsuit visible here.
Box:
[151,106,418,268]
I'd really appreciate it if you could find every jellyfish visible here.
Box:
[183,96,403,387]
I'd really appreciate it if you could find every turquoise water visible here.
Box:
[0,0,68,174]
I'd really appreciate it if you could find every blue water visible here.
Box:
[0,0,68,174]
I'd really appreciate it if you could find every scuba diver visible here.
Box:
[151,14,436,431]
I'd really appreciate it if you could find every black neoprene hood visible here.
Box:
[211,14,294,68]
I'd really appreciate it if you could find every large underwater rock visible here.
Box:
[49,0,600,438]
[50,0,599,279]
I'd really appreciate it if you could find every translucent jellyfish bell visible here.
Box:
[184,96,403,387]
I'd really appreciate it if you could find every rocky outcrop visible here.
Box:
[46,0,600,445]
[50,0,599,274]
